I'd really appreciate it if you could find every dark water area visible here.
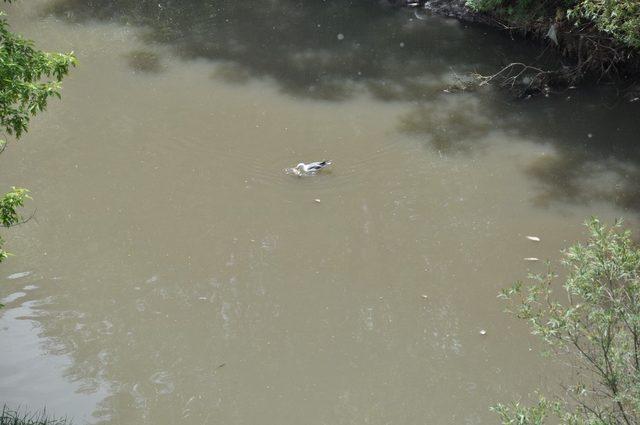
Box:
[45,0,535,98]
[0,1,639,424]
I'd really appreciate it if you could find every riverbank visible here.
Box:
[399,0,640,93]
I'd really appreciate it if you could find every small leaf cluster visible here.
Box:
[496,218,640,424]
[0,186,29,263]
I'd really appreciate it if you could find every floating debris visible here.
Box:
[314,199,321,203]
[524,257,540,262]
[421,294,429,300]
[479,329,487,335]
[526,236,541,242]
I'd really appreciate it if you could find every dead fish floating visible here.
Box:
[285,160,332,176]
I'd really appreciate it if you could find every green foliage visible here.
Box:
[0,187,29,265]
[491,396,561,425]
[569,0,640,49]
[465,0,572,20]
[465,0,640,49]
[0,2,75,267]
[1,406,71,425]
[0,186,29,227]
[0,10,76,138]
[496,218,640,424]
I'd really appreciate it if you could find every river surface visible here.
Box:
[1,1,640,424]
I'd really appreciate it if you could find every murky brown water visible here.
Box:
[2,1,640,424]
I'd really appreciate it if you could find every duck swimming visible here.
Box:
[288,160,332,176]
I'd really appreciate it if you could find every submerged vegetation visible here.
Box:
[0,2,76,265]
[496,219,640,424]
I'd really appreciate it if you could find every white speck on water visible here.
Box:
[524,257,540,262]
[337,33,344,40]
[421,294,429,300]
[588,133,593,138]
[361,307,374,331]
[23,285,38,291]
[480,329,487,335]
[135,300,146,312]
[526,236,541,242]
[399,42,405,47]
[6,271,31,280]
[314,199,321,203]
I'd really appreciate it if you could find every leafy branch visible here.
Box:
[0,2,76,266]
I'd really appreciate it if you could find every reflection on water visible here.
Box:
[125,50,164,74]
[44,0,548,101]
[0,1,639,424]
[398,95,493,153]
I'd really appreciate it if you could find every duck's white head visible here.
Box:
[296,163,305,170]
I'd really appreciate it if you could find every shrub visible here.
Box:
[569,0,640,49]
[495,218,640,424]
[465,0,640,49]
